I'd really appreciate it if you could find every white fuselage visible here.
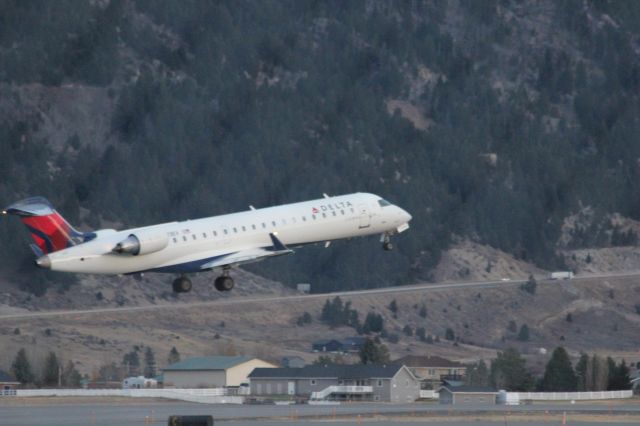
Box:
[45,192,411,275]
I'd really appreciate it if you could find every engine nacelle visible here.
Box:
[113,232,168,256]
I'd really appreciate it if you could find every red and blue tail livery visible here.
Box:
[3,197,86,256]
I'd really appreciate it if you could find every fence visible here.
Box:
[13,388,243,404]
[498,390,633,404]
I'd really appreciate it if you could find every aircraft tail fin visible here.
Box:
[2,197,86,255]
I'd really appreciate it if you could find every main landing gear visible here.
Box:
[172,275,192,293]
[214,268,234,292]
[381,232,394,251]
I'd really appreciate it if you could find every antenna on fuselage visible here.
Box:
[323,193,330,198]
[249,205,256,210]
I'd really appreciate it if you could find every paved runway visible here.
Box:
[2,399,640,426]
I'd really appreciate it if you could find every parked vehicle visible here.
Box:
[549,271,574,280]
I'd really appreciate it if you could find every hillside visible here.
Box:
[2,274,639,378]
[1,1,640,295]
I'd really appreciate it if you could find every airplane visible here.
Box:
[2,193,412,293]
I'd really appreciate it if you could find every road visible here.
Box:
[1,271,639,321]
[1,399,640,426]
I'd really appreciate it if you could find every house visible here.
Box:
[393,355,466,389]
[163,356,276,388]
[438,385,498,405]
[122,376,157,389]
[311,339,343,353]
[281,356,305,368]
[340,337,366,353]
[0,370,19,395]
[248,364,421,402]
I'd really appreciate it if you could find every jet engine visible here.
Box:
[112,231,168,256]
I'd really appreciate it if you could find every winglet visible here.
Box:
[269,233,288,251]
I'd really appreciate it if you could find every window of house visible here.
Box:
[350,208,355,213]
[406,380,409,387]
[256,383,262,394]
[377,380,383,387]
[310,379,316,386]
[374,395,380,401]
[338,380,343,385]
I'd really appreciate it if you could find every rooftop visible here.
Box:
[393,355,465,368]
[440,385,498,394]
[249,364,405,379]
[164,355,254,371]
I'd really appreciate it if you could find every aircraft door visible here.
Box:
[358,204,371,229]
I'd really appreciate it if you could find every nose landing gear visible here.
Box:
[381,232,393,251]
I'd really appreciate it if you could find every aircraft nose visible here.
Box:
[400,208,412,222]
[35,255,51,269]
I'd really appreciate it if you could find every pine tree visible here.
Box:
[490,347,534,391]
[42,352,60,387]
[144,347,156,378]
[168,347,181,365]
[62,360,82,387]
[11,348,34,385]
[575,353,589,391]
[359,338,390,364]
[517,324,530,341]
[467,360,489,386]
[542,347,577,391]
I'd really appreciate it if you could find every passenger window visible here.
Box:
[224,229,228,235]
[272,221,276,227]
[182,236,187,242]
[242,226,246,232]
[291,217,296,224]
[233,227,237,233]
[341,210,345,215]
[302,216,306,222]
[262,223,266,229]
[173,237,177,243]
[192,234,197,240]
[203,233,207,238]
[281,219,286,225]
[332,211,337,216]
[322,213,327,218]
[213,231,218,236]
[252,224,256,230]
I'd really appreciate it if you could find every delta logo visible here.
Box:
[311,201,353,214]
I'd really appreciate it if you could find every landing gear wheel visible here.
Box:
[383,241,394,251]
[172,276,192,293]
[214,276,235,292]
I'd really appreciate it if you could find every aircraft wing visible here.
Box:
[200,233,293,270]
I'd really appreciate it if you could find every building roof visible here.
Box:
[393,355,465,368]
[164,356,254,371]
[249,364,406,379]
[440,385,498,394]
[0,370,19,383]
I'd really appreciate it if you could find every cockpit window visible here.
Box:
[378,199,391,207]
